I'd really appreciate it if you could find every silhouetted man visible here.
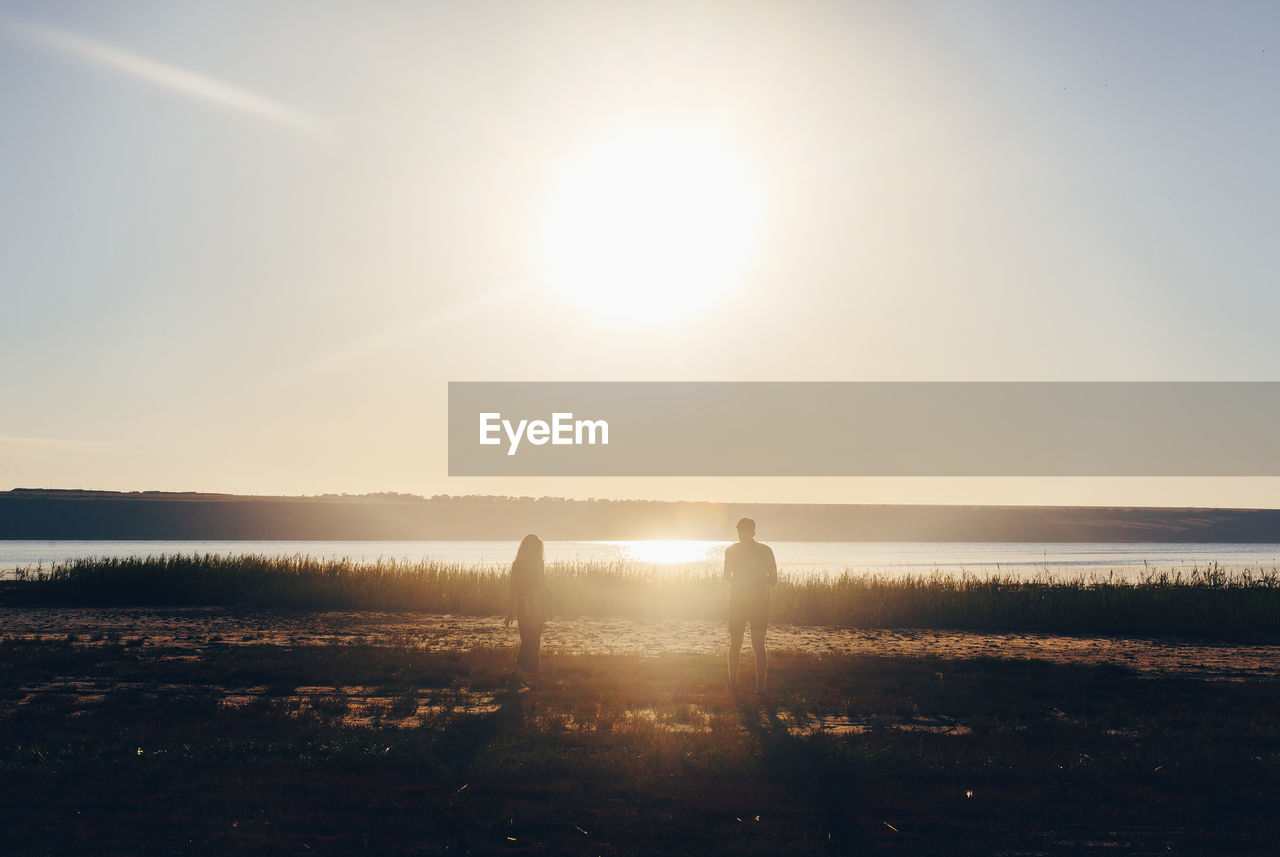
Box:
[723,517,777,693]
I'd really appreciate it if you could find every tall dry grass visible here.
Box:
[6,554,1280,638]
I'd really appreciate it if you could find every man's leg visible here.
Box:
[728,600,747,686]
[750,621,768,692]
[728,628,745,685]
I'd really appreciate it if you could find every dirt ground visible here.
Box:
[4,606,1279,680]
[5,609,1279,855]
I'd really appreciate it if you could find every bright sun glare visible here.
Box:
[540,123,764,322]
[618,540,728,564]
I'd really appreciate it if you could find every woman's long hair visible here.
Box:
[512,533,544,587]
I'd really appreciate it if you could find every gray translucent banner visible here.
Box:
[448,382,1280,476]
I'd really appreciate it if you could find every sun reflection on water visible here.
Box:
[613,540,729,564]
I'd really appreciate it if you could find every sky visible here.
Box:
[2,0,1279,507]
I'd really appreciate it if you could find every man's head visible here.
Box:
[736,517,756,541]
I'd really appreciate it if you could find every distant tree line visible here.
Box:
[4,489,1280,542]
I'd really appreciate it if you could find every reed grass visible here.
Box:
[6,554,1280,638]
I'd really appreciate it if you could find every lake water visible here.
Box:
[3,539,1280,581]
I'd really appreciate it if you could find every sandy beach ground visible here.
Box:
[6,607,1279,855]
[4,606,1278,681]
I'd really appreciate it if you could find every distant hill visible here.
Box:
[3,489,1280,542]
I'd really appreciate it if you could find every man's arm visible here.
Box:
[766,546,778,586]
[723,545,735,583]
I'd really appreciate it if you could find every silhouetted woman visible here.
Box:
[504,534,547,677]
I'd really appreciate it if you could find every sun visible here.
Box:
[539,123,764,322]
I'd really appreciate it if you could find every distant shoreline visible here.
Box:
[5,488,1280,542]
